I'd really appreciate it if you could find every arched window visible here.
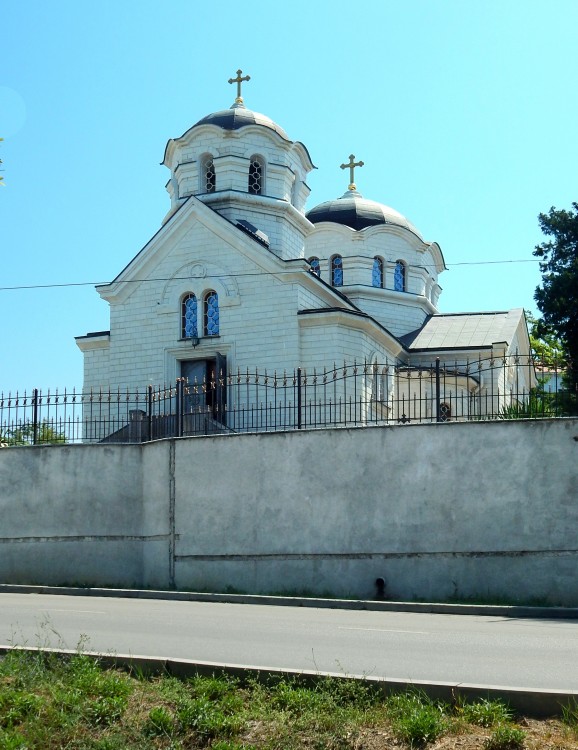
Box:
[248,155,264,195]
[309,257,321,277]
[202,154,216,193]
[331,255,343,286]
[181,293,198,339]
[372,257,384,288]
[439,402,451,422]
[204,290,219,336]
[394,260,406,292]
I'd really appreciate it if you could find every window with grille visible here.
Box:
[309,257,321,277]
[331,255,343,286]
[372,257,384,288]
[204,290,220,336]
[248,156,263,195]
[203,156,216,193]
[181,293,198,339]
[394,260,406,292]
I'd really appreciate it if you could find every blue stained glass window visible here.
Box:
[204,290,219,336]
[331,255,343,286]
[309,257,320,277]
[181,294,198,338]
[372,257,384,288]
[394,261,406,292]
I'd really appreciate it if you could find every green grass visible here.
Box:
[385,690,447,747]
[456,697,513,727]
[561,698,578,736]
[483,724,526,749]
[0,650,572,749]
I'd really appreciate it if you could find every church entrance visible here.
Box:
[180,353,227,428]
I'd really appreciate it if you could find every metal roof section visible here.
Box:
[163,103,316,170]
[400,309,525,351]
[193,106,290,140]
[306,190,423,239]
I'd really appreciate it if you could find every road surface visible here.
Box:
[1,593,576,690]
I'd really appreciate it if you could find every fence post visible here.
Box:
[147,385,153,441]
[297,367,302,429]
[175,379,182,438]
[435,359,441,422]
[32,388,39,445]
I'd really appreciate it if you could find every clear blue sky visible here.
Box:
[2,0,577,391]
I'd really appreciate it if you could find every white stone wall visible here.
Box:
[83,223,313,393]
[304,224,441,293]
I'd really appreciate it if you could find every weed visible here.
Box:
[562,699,578,735]
[484,724,526,749]
[86,695,128,726]
[458,697,513,727]
[0,690,43,728]
[177,695,243,739]
[386,690,447,747]
[0,730,28,750]
[144,705,175,737]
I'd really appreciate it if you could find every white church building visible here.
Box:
[76,71,532,435]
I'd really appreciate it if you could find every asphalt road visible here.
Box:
[1,593,577,690]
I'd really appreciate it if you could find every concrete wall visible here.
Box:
[1,419,577,604]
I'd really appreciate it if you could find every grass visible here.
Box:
[0,650,574,749]
[561,698,578,737]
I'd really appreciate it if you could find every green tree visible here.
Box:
[533,203,578,404]
[525,311,566,366]
[1,421,66,446]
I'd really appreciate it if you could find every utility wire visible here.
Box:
[0,258,542,292]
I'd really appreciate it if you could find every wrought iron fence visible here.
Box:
[0,355,573,446]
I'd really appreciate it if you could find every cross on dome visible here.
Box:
[340,154,364,191]
[228,68,251,106]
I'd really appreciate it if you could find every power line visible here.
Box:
[0,258,542,292]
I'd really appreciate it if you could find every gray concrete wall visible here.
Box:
[1,419,577,603]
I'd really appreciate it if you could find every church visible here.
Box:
[76,70,532,433]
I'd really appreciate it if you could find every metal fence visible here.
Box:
[0,355,573,445]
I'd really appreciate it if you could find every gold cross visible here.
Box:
[340,154,364,191]
[228,69,251,104]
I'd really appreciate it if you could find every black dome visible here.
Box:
[192,105,290,141]
[306,191,421,237]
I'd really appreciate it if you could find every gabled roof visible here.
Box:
[400,309,526,351]
[94,194,359,312]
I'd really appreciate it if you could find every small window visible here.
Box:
[309,257,321,277]
[394,260,406,292]
[204,290,219,336]
[372,257,384,288]
[202,155,216,193]
[439,402,451,422]
[248,155,264,195]
[331,255,343,286]
[181,293,198,339]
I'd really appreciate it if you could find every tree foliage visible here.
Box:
[1,421,66,446]
[525,311,566,366]
[533,203,578,398]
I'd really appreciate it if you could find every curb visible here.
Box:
[1,583,577,619]
[0,645,576,718]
